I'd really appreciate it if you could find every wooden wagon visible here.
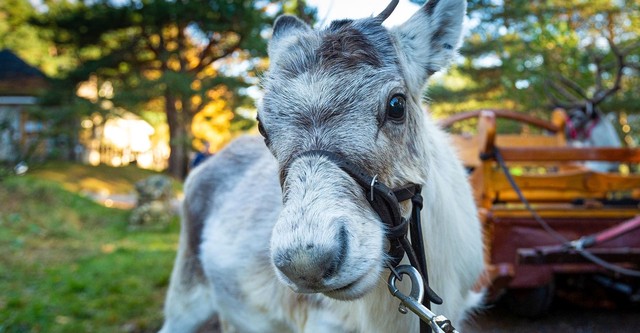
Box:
[442,109,640,316]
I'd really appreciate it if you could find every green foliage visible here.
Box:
[0,0,77,77]
[282,0,317,24]
[3,1,317,177]
[0,175,178,333]
[34,0,288,178]
[430,0,640,120]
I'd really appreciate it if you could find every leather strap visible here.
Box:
[287,150,408,264]
[282,149,443,329]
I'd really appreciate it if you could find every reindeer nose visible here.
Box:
[274,246,341,286]
[274,248,338,287]
[273,225,348,288]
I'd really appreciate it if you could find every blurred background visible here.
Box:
[0,0,638,332]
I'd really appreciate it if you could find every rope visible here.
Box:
[492,147,640,278]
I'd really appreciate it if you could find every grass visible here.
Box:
[0,165,180,333]
[27,161,182,196]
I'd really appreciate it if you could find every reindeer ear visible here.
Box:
[392,0,466,89]
[269,15,311,61]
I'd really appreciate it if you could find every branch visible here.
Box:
[177,23,188,72]
[140,26,161,58]
[194,47,234,72]
[190,34,243,74]
[619,41,640,72]
[193,33,220,69]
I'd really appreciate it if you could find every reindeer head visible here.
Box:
[259,0,467,300]
[566,104,599,141]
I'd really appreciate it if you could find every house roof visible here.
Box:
[0,49,48,96]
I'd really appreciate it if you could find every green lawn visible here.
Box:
[27,161,182,195]
[0,166,179,333]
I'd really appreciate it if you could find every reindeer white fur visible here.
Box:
[159,1,485,332]
[566,105,623,172]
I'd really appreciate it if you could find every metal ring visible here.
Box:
[387,265,425,304]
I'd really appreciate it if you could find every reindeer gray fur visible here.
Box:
[159,1,485,332]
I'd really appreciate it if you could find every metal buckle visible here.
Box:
[370,174,378,202]
[387,265,458,333]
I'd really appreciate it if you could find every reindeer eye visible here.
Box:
[386,94,406,121]
[257,117,270,145]
[257,121,267,137]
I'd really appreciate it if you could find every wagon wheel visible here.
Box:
[504,282,555,318]
[439,108,565,133]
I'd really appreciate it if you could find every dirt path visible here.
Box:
[465,299,640,333]
[85,192,182,212]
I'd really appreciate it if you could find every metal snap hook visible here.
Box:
[387,265,458,333]
[387,265,425,306]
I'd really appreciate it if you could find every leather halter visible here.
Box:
[282,150,443,307]
[566,114,599,140]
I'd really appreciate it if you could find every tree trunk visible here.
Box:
[165,92,189,180]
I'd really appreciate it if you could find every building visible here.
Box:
[0,49,48,163]
[0,49,169,170]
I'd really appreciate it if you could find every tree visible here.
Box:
[0,1,83,164]
[0,0,78,77]
[428,0,640,124]
[40,0,274,179]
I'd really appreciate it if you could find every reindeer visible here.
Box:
[159,1,485,332]
[564,103,622,172]
[546,36,635,172]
